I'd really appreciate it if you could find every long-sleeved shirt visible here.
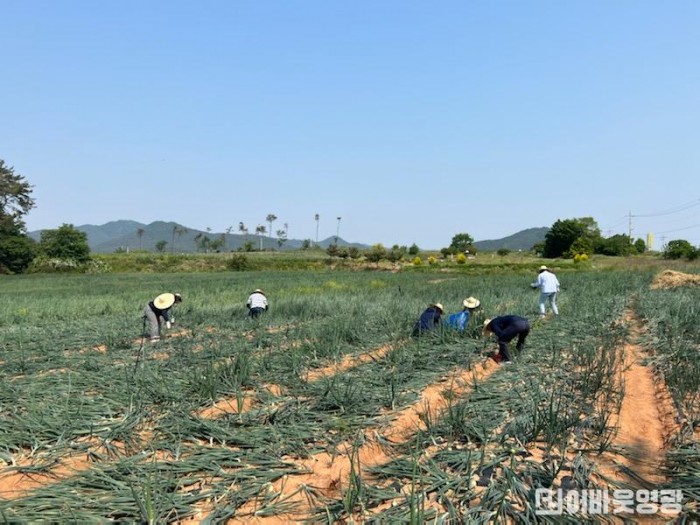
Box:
[412,307,442,335]
[532,271,560,293]
[445,310,469,331]
[246,292,268,310]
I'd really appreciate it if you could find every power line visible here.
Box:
[633,198,700,218]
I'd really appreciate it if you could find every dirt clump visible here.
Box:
[650,269,700,289]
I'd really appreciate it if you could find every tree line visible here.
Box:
[1,159,697,274]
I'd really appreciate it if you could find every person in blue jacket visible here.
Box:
[445,296,481,332]
[483,315,530,363]
[412,303,444,336]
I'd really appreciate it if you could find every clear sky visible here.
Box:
[2,0,699,249]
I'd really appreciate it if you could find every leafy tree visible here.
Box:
[326,243,339,257]
[0,235,37,273]
[596,234,633,256]
[365,243,387,265]
[301,239,312,250]
[136,228,145,250]
[255,225,266,250]
[386,245,406,263]
[348,246,361,259]
[408,243,420,255]
[449,233,475,254]
[266,214,277,239]
[155,240,167,252]
[276,229,287,249]
[663,239,696,260]
[633,238,646,254]
[39,224,90,263]
[0,160,37,273]
[543,217,601,258]
[0,160,36,235]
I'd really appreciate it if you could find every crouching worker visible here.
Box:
[246,289,268,318]
[445,296,481,332]
[144,293,182,343]
[483,315,530,363]
[412,303,444,337]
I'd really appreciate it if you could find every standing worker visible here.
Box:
[412,303,444,336]
[445,297,481,332]
[144,292,182,343]
[246,289,268,318]
[531,265,560,318]
[483,315,530,363]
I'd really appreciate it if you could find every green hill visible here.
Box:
[28,220,367,253]
[474,227,549,252]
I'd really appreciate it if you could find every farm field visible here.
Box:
[0,267,699,523]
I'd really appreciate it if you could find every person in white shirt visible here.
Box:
[246,289,268,318]
[531,265,560,318]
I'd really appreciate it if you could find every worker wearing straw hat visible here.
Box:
[531,265,560,318]
[246,288,268,318]
[483,315,530,364]
[144,292,182,342]
[412,303,444,337]
[445,296,481,333]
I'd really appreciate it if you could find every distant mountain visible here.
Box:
[474,227,549,252]
[28,220,369,253]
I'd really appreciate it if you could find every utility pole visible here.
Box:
[628,211,633,242]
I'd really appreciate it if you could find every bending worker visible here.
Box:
[246,288,268,318]
[412,303,444,336]
[483,315,530,363]
[445,296,481,332]
[144,292,182,342]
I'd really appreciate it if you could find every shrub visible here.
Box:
[573,253,589,263]
[227,254,250,271]
[497,248,511,256]
[412,257,422,266]
[428,256,437,265]
[456,253,467,264]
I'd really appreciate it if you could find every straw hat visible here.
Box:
[539,265,548,271]
[154,293,177,309]
[432,303,444,313]
[482,319,492,335]
[463,297,480,309]
[253,289,266,295]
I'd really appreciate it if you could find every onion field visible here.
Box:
[0,268,698,523]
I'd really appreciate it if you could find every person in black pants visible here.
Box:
[483,315,530,363]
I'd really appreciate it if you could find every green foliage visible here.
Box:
[226,254,250,271]
[0,234,37,273]
[496,248,511,256]
[456,253,467,264]
[365,243,387,264]
[408,243,420,255]
[0,159,36,235]
[663,239,697,260]
[633,238,646,253]
[412,256,422,266]
[543,217,600,258]
[326,243,339,257]
[595,234,633,256]
[567,236,594,258]
[155,240,167,253]
[39,224,91,263]
[448,233,475,254]
[386,245,406,263]
[347,247,361,259]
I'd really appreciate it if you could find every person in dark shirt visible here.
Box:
[144,292,182,342]
[412,303,444,336]
[483,315,530,363]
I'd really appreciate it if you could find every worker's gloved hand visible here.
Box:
[170,318,175,324]
[166,321,171,329]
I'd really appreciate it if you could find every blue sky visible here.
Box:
[2,0,699,249]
